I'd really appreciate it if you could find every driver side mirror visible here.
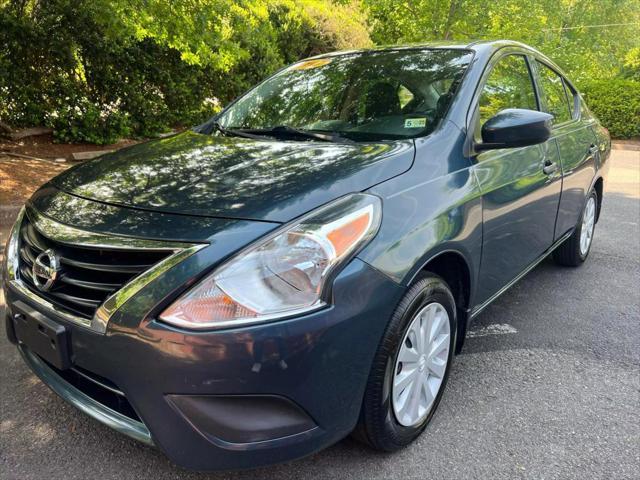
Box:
[476,108,553,151]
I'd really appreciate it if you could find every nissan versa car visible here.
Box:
[3,41,610,470]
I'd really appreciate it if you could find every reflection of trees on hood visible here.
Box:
[52,131,408,219]
[32,187,238,241]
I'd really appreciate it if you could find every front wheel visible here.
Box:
[553,189,598,266]
[353,274,456,451]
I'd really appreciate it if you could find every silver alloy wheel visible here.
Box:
[580,196,596,256]
[392,302,450,427]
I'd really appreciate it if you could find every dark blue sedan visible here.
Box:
[2,40,610,470]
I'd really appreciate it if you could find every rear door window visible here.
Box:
[536,62,573,124]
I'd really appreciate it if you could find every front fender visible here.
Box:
[357,127,483,306]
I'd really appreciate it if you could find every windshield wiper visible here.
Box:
[238,125,353,143]
[211,121,263,140]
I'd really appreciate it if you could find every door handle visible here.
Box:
[543,161,558,175]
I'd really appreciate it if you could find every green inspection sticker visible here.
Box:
[404,118,427,128]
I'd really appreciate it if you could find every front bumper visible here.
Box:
[5,257,404,470]
[15,343,154,445]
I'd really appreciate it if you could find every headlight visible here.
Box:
[159,194,382,330]
[3,207,25,283]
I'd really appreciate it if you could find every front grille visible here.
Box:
[17,215,172,319]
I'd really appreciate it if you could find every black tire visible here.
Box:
[353,274,456,451]
[553,189,598,267]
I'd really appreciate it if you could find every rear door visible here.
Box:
[531,60,599,240]
[472,52,563,305]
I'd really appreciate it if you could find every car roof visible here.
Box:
[312,39,545,59]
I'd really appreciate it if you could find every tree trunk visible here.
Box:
[443,0,462,40]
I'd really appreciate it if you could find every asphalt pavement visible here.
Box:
[1,149,638,479]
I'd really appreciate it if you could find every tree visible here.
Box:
[0,0,371,142]
[363,0,640,82]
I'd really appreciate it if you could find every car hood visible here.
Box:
[52,131,415,223]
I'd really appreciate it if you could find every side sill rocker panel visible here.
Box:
[469,229,574,319]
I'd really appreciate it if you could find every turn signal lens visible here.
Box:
[160,194,381,330]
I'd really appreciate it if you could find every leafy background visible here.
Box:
[1,0,638,143]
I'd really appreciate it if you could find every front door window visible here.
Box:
[478,55,538,126]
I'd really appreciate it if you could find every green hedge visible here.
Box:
[580,79,640,139]
[2,1,637,143]
[0,0,370,145]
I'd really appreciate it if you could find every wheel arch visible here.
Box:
[407,249,474,353]
[593,176,604,222]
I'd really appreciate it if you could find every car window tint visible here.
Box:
[536,62,572,123]
[351,80,405,124]
[478,55,537,126]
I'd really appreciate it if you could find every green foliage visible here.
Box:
[621,48,640,81]
[0,0,370,144]
[1,0,639,142]
[580,79,640,139]
[48,99,131,145]
[363,0,640,85]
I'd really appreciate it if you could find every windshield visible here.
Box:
[216,48,473,142]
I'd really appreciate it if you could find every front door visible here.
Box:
[472,53,563,305]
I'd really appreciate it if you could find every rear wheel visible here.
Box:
[353,274,456,451]
[553,189,598,266]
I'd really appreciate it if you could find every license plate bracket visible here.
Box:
[12,301,71,370]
